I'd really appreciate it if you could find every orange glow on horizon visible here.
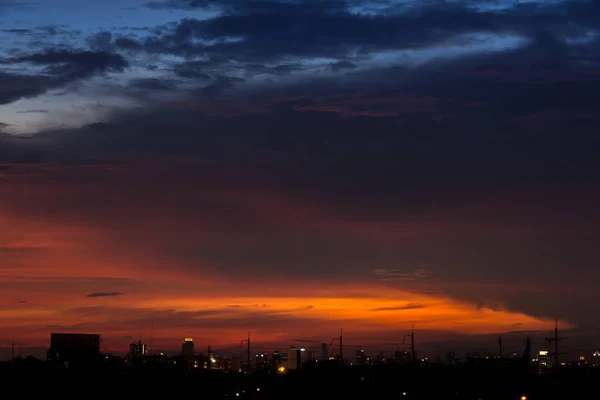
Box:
[0,278,567,352]
[0,165,579,357]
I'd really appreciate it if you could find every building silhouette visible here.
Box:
[288,348,302,370]
[321,343,328,360]
[181,338,194,359]
[129,340,147,358]
[47,333,101,368]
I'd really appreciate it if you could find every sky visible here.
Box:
[1,0,599,360]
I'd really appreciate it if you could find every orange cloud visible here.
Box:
[0,271,565,353]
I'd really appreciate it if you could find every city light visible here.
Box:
[521,396,527,400]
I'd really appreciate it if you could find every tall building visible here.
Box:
[182,338,195,358]
[356,349,368,365]
[129,341,147,358]
[321,343,328,360]
[306,351,314,362]
[288,347,302,370]
[255,352,270,372]
[538,350,552,371]
[48,333,101,367]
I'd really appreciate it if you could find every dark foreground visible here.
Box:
[0,361,597,399]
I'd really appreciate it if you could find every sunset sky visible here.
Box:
[1,0,600,360]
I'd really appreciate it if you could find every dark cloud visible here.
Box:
[0,49,128,105]
[2,28,29,34]
[330,60,356,72]
[86,292,125,298]
[125,0,600,72]
[373,269,435,282]
[0,0,29,11]
[145,0,211,10]
[370,303,426,312]
[6,49,128,79]
[129,77,180,91]
[3,0,600,112]
[145,0,344,13]
[15,109,48,113]
[172,61,212,79]
[0,72,53,105]
[86,32,113,52]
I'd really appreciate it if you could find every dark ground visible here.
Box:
[0,358,595,399]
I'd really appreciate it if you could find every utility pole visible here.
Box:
[149,320,154,355]
[240,332,251,372]
[11,337,14,361]
[339,328,343,364]
[411,325,416,362]
[545,318,566,372]
[329,328,343,364]
[498,336,503,359]
[403,326,416,362]
[523,336,531,366]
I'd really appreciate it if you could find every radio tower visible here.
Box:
[545,318,566,372]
